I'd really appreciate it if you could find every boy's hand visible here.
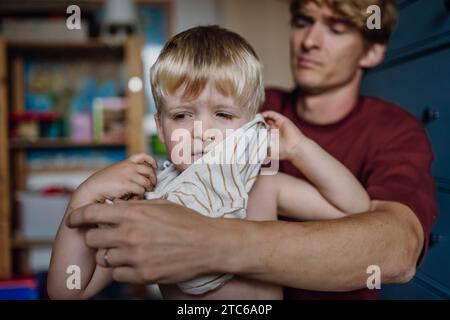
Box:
[261,110,306,161]
[80,153,157,203]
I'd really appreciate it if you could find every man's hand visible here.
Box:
[66,200,231,284]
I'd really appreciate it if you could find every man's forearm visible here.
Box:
[216,201,423,291]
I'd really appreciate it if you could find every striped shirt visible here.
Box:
[145,113,270,294]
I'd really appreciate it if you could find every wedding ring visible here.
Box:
[103,248,112,268]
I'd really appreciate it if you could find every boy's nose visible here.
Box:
[203,130,216,142]
[193,117,218,140]
[192,118,222,153]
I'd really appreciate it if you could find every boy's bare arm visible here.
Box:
[262,111,370,215]
[273,173,347,220]
[47,188,113,299]
[47,153,157,299]
[287,138,370,214]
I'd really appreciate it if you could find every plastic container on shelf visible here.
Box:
[16,191,70,239]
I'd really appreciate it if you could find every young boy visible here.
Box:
[48,26,370,299]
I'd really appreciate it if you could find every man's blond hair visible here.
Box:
[151,25,264,115]
[291,0,398,44]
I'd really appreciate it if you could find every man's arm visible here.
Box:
[223,200,423,291]
[68,199,423,291]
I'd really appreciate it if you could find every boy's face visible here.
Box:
[155,82,253,171]
[290,2,381,94]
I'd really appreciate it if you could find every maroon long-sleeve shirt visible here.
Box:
[261,88,438,300]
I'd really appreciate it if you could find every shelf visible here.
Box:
[7,39,125,50]
[12,237,54,248]
[6,39,126,62]
[10,138,126,150]
[0,36,147,278]
[29,167,104,174]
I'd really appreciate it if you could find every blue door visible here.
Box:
[361,0,450,299]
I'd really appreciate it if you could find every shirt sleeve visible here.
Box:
[364,117,438,264]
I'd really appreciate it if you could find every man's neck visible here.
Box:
[296,73,362,125]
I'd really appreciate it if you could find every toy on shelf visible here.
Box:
[92,97,128,143]
[10,111,62,140]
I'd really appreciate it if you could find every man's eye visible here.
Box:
[292,18,309,28]
[330,24,347,34]
[291,14,312,28]
[217,112,233,120]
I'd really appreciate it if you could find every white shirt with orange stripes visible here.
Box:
[145,114,270,295]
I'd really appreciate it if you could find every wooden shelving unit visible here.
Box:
[10,138,125,150]
[12,237,54,249]
[0,36,147,278]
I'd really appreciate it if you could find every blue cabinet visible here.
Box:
[361,0,450,299]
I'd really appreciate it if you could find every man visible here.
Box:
[68,0,437,299]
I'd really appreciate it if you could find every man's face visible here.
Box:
[290,2,368,94]
[155,83,253,172]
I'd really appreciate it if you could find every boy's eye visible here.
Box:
[216,112,234,120]
[172,113,191,120]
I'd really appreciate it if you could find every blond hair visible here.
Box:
[290,0,398,44]
[151,25,264,115]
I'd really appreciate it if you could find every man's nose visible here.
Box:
[301,23,323,51]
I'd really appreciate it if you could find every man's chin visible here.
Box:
[295,81,327,95]
[294,71,324,88]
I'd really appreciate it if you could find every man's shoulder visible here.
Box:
[361,96,430,150]
[362,96,424,132]
[265,86,291,97]
[262,87,294,112]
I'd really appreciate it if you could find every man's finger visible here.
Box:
[112,267,143,284]
[84,227,124,249]
[67,203,123,228]
[96,248,131,267]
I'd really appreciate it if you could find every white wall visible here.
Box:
[220,0,294,89]
[172,0,293,90]
[173,0,222,33]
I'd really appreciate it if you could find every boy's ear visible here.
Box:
[154,113,165,144]
[359,43,387,69]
